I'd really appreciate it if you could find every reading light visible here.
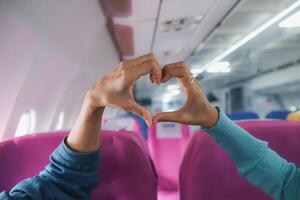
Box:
[192,0,300,74]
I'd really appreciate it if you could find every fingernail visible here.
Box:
[146,121,151,127]
[153,76,160,84]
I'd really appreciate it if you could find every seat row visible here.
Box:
[228,110,293,120]
[1,120,300,200]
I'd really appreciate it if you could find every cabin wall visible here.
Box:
[0,0,119,140]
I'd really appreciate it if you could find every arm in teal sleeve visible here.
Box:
[0,138,99,200]
[203,109,300,200]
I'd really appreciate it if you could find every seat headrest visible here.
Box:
[0,131,157,200]
[180,120,300,200]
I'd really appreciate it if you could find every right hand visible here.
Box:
[153,61,219,128]
[85,53,162,127]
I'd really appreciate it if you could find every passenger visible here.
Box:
[0,54,299,200]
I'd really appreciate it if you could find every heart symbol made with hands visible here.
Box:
[87,53,219,128]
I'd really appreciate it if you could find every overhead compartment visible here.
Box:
[250,64,300,92]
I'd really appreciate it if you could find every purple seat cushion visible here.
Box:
[0,130,157,200]
[180,120,300,200]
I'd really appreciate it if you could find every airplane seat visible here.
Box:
[188,125,201,135]
[180,120,300,200]
[228,111,259,120]
[148,122,190,200]
[266,110,290,119]
[0,131,158,200]
[127,113,149,139]
[102,116,141,133]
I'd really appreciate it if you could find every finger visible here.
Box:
[123,100,152,127]
[153,111,182,124]
[135,60,162,84]
[161,62,192,85]
[122,53,156,68]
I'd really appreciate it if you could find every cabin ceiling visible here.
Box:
[102,0,298,100]
[100,0,300,101]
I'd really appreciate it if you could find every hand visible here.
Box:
[85,53,161,127]
[153,62,218,128]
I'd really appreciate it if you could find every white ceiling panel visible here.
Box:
[118,20,156,59]
[121,0,160,20]
[154,0,238,64]
[218,12,273,34]
[159,0,217,22]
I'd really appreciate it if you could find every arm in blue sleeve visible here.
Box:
[0,138,99,200]
[203,109,300,200]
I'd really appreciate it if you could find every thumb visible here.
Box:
[125,101,152,127]
[153,111,182,124]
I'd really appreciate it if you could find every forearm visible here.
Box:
[67,96,104,153]
[204,108,300,199]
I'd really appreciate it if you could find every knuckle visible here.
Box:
[147,53,155,58]
[164,64,172,71]
[149,60,157,67]
[177,61,186,68]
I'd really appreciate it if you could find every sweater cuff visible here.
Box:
[51,137,99,171]
[202,108,268,173]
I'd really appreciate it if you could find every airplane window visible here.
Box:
[15,110,36,137]
[55,112,64,130]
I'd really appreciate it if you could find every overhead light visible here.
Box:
[193,0,300,74]
[279,10,300,27]
[191,68,206,74]
[206,61,231,73]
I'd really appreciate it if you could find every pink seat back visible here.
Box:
[180,120,300,200]
[148,123,189,190]
[0,131,157,200]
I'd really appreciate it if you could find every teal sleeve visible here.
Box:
[0,138,99,200]
[203,109,300,200]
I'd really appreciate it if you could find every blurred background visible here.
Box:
[1,0,300,140]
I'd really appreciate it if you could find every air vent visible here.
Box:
[161,47,182,57]
[159,15,202,32]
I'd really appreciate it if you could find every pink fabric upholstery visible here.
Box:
[148,122,189,197]
[0,130,157,200]
[180,120,300,200]
[157,190,179,200]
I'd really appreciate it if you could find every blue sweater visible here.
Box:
[0,110,299,199]
[204,109,300,200]
[0,138,99,200]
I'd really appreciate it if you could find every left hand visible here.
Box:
[85,53,162,127]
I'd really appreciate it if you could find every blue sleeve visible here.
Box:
[203,109,300,200]
[0,137,99,200]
